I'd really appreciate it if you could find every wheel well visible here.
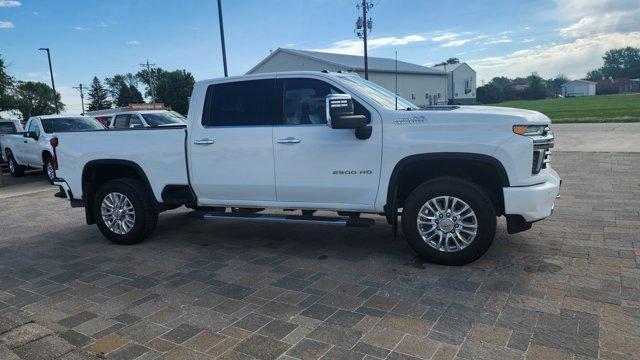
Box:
[388,154,509,216]
[82,160,156,224]
[42,151,52,162]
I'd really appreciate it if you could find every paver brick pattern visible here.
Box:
[0,151,639,359]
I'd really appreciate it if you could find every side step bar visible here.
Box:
[192,211,375,228]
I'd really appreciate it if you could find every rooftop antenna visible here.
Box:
[395,50,398,111]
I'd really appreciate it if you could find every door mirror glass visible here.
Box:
[24,131,38,140]
[325,94,367,129]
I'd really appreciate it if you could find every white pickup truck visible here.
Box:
[53,71,560,265]
[0,119,23,165]
[108,110,186,129]
[1,115,105,183]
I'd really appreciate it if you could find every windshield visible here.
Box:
[41,117,105,133]
[141,112,186,126]
[335,75,419,111]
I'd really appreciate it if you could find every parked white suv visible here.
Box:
[1,115,105,183]
[53,72,560,265]
[108,110,186,129]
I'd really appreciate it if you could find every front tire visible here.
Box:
[401,177,497,265]
[7,153,25,177]
[94,178,158,245]
[43,156,56,184]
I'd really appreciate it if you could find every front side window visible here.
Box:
[281,78,341,125]
[129,115,143,128]
[113,115,130,129]
[28,120,40,138]
[202,79,273,127]
[41,117,105,133]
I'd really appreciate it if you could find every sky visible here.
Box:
[1,0,639,114]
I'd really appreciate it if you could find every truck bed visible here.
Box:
[55,127,188,202]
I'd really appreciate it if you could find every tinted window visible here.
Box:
[0,122,17,134]
[129,115,143,127]
[41,117,105,133]
[202,79,273,126]
[141,112,186,126]
[278,78,370,125]
[28,120,40,138]
[113,115,130,129]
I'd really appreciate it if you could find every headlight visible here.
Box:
[513,125,546,136]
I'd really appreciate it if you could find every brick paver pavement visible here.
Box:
[0,151,638,359]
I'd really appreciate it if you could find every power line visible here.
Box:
[72,84,88,115]
[139,60,156,103]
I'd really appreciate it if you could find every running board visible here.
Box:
[193,211,374,228]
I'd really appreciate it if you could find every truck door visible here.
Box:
[20,119,42,165]
[272,76,382,207]
[188,79,277,204]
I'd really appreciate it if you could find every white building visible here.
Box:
[433,63,477,105]
[561,80,596,97]
[247,48,451,107]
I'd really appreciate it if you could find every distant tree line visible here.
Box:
[476,47,640,104]
[88,68,195,115]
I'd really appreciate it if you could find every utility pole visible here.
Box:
[73,84,86,115]
[38,48,58,114]
[139,60,157,103]
[355,1,373,79]
[216,0,228,77]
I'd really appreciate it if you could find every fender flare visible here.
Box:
[385,152,511,208]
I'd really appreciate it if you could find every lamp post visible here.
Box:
[216,0,228,77]
[38,47,58,114]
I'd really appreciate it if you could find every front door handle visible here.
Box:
[194,139,215,145]
[276,137,301,144]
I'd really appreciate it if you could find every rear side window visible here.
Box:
[202,79,274,126]
[0,122,16,134]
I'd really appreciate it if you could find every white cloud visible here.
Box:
[74,26,83,31]
[432,33,458,42]
[485,39,512,45]
[522,38,535,43]
[442,39,470,47]
[0,0,21,7]
[99,22,108,27]
[33,11,39,15]
[311,35,426,55]
[0,21,14,29]
[469,32,640,82]
[126,40,141,45]
[25,72,41,78]
[557,0,640,38]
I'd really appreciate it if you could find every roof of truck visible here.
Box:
[197,70,360,85]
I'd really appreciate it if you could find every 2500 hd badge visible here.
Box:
[333,170,373,175]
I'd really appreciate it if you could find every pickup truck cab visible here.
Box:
[108,110,186,129]
[1,115,105,183]
[53,71,560,265]
[0,119,23,165]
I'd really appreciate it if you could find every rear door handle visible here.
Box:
[194,139,215,145]
[276,137,301,144]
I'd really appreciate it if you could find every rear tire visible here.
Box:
[7,153,25,177]
[401,177,497,266]
[43,155,56,184]
[94,178,158,245]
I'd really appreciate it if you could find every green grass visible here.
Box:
[492,93,640,123]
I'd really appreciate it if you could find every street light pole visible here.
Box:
[362,0,369,80]
[216,0,228,77]
[38,47,58,114]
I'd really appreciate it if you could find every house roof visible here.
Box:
[432,63,464,72]
[562,79,596,87]
[248,48,447,75]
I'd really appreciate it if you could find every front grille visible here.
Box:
[531,127,554,174]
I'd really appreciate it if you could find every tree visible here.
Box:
[87,77,111,111]
[114,83,144,107]
[15,81,64,120]
[547,74,569,97]
[523,73,548,100]
[601,47,640,79]
[476,84,502,104]
[105,73,139,105]
[139,68,194,114]
[0,54,17,113]
[434,57,460,67]
[585,69,603,81]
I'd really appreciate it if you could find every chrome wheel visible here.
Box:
[46,161,55,181]
[417,196,478,253]
[101,192,136,235]
[8,158,15,173]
